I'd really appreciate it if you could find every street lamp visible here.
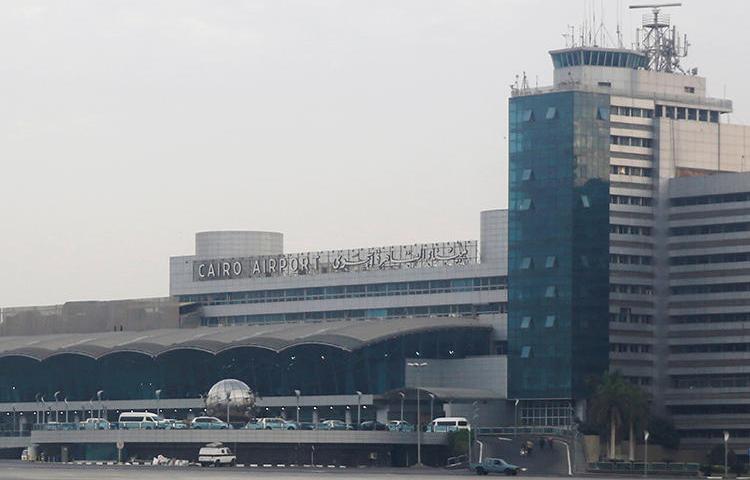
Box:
[64,398,69,424]
[428,393,435,422]
[225,391,231,425]
[356,391,362,426]
[398,392,405,422]
[155,389,162,417]
[294,390,301,423]
[40,396,47,424]
[54,391,61,423]
[644,430,650,477]
[407,361,428,467]
[97,391,104,420]
[35,394,41,425]
[724,430,730,479]
[11,406,16,434]
[514,399,520,428]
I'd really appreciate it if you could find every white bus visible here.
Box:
[118,412,166,429]
[428,417,470,432]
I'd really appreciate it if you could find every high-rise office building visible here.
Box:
[508,7,750,449]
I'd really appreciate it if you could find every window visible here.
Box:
[518,198,533,211]
[581,195,591,208]
[522,109,534,122]
[597,106,609,120]
[545,315,556,328]
[521,346,532,359]
[521,169,534,181]
[684,86,695,93]
[520,316,532,329]
[598,81,612,88]
[519,257,533,270]
[545,107,558,120]
[545,256,557,268]
[545,286,557,298]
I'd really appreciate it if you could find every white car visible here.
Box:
[198,443,236,467]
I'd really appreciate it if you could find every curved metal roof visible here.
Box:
[0,316,489,361]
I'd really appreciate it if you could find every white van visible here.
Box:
[118,412,166,429]
[198,443,236,467]
[428,417,470,432]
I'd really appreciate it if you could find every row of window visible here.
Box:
[519,256,557,270]
[519,315,557,329]
[179,276,507,306]
[671,312,750,324]
[610,311,653,324]
[610,105,654,118]
[671,343,750,354]
[670,221,750,236]
[200,302,507,327]
[610,194,653,207]
[681,430,750,439]
[670,251,750,266]
[610,254,652,266]
[655,105,720,123]
[610,224,652,236]
[671,191,750,207]
[670,404,750,415]
[610,283,654,295]
[672,374,750,389]
[611,343,652,353]
[610,165,652,177]
[671,282,750,295]
[624,376,653,386]
[610,135,653,148]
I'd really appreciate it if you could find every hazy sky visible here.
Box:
[1,0,747,307]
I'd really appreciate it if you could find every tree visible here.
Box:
[589,371,630,459]
[648,416,680,450]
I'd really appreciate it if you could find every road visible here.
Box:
[479,434,569,477]
[0,461,676,479]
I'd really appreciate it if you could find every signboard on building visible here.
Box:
[193,241,477,281]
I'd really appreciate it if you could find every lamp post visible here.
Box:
[294,390,301,423]
[225,391,231,425]
[644,430,650,477]
[398,392,405,421]
[155,389,162,417]
[428,393,435,422]
[724,430,730,479]
[407,361,428,467]
[64,398,69,424]
[35,394,41,425]
[356,391,362,426]
[514,399,520,428]
[40,396,47,424]
[53,391,61,423]
[11,406,16,434]
[97,391,104,420]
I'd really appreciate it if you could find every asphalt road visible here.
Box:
[0,461,674,479]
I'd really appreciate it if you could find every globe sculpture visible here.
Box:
[205,379,256,422]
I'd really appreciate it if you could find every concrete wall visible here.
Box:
[0,297,183,336]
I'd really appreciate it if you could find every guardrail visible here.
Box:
[589,461,701,474]
[476,426,576,437]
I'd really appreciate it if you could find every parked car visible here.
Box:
[359,420,388,431]
[78,418,111,430]
[191,416,231,430]
[387,420,414,432]
[297,421,317,430]
[470,457,521,476]
[318,419,353,430]
[198,443,236,467]
[163,418,188,429]
[243,419,262,430]
[257,417,295,430]
[118,412,168,430]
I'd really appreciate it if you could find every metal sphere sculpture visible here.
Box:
[205,379,256,422]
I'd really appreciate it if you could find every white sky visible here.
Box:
[1,0,747,307]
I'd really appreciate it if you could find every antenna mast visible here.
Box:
[629,3,688,73]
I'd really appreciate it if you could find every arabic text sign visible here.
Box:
[193,241,477,281]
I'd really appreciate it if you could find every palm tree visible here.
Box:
[624,383,650,461]
[589,371,630,459]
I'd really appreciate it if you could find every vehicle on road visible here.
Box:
[257,417,295,430]
[318,419,352,430]
[427,417,470,432]
[243,419,262,430]
[358,420,387,431]
[191,416,231,430]
[163,418,188,429]
[78,418,111,430]
[198,443,236,467]
[118,412,167,430]
[470,457,521,476]
[387,420,414,432]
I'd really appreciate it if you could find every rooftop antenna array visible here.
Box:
[630,3,689,73]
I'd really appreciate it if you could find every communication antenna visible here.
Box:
[629,3,689,73]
